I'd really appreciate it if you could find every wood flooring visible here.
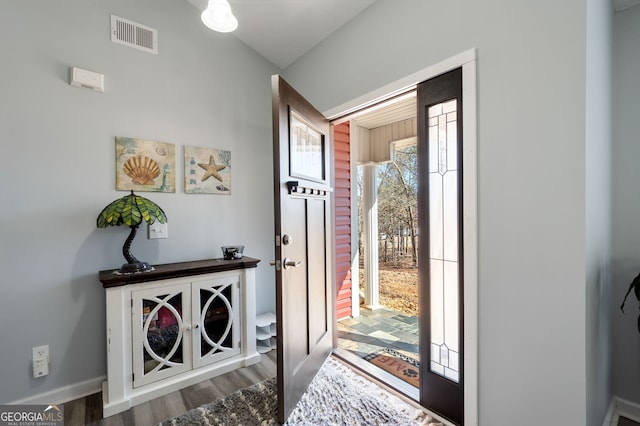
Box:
[62,351,277,426]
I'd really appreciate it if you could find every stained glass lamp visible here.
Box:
[97,190,167,274]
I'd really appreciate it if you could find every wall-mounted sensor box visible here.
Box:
[69,67,104,92]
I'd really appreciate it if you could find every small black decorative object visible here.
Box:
[97,190,167,274]
[620,271,640,332]
[221,245,244,260]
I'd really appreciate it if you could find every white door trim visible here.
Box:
[324,48,478,426]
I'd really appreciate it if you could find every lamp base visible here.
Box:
[118,261,153,274]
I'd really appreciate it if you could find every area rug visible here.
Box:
[158,357,440,425]
[364,348,420,388]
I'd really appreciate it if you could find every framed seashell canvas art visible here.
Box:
[184,146,231,194]
[115,137,176,193]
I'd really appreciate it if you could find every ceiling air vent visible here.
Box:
[110,15,158,54]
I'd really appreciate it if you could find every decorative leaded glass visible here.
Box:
[428,99,460,383]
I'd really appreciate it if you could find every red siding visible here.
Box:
[334,122,353,320]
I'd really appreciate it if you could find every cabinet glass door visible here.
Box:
[193,275,240,368]
[132,282,191,388]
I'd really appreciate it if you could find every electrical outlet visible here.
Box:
[32,345,49,360]
[32,345,49,378]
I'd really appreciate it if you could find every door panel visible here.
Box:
[307,198,329,347]
[286,197,309,373]
[272,75,333,424]
[418,67,464,425]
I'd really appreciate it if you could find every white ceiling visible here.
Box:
[188,0,640,70]
[348,93,416,129]
[188,0,376,69]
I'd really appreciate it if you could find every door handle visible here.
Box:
[283,258,302,270]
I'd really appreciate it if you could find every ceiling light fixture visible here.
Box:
[201,0,238,33]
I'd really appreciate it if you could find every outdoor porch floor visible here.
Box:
[337,306,419,361]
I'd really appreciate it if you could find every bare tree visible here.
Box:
[376,145,417,267]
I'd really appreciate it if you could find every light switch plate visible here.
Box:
[148,222,168,239]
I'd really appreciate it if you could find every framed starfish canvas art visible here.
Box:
[115,137,176,193]
[184,146,231,194]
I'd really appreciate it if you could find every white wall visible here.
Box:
[585,0,614,424]
[0,0,278,403]
[284,0,600,424]
[612,3,640,405]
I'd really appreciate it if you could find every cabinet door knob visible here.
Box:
[185,324,192,330]
[194,323,199,329]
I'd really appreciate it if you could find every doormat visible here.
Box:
[364,348,420,387]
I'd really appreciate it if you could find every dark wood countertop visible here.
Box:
[99,257,261,288]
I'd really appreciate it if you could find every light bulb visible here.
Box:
[201,0,238,33]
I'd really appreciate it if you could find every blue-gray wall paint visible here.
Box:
[283,0,612,425]
[0,0,278,403]
[613,3,640,406]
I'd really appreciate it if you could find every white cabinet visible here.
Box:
[131,275,241,388]
[255,312,276,353]
[99,258,261,417]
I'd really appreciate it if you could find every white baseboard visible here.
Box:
[604,396,640,426]
[617,397,640,423]
[9,376,106,405]
[604,397,616,426]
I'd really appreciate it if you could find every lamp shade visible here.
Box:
[97,190,167,273]
[97,190,167,228]
[201,0,238,33]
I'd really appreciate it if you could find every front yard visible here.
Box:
[361,259,419,316]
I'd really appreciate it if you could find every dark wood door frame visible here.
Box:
[278,51,478,426]
[418,67,464,425]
